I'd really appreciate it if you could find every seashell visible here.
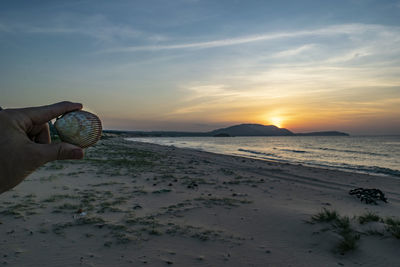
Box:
[54,110,102,148]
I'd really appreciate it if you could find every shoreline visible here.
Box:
[129,139,400,200]
[0,137,399,266]
[126,137,400,179]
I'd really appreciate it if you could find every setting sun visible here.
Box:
[270,117,283,128]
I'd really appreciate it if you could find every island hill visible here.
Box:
[104,123,349,137]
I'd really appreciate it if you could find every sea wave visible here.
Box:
[238,148,278,157]
[352,165,400,178]
[279,149,307,153]
[315,147,387,157]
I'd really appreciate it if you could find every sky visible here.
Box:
[1,0,400,135]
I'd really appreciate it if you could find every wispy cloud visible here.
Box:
[0,14,165,44]
[271,44,316,58]
[101,23,400,53]
[102,32,299,52]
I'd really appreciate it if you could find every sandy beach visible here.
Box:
[0,137,399,267]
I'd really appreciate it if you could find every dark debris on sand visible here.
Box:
[349,188,388,204]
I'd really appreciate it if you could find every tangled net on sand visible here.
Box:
[349,188,388,204]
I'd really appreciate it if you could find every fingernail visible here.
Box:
[72,149,84,159]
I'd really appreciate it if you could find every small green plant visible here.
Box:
[195,197,252,208]
[152,189,171,194]
[333,216,360,254]
[337,232,360,254]
[310,209,359,254]
[148,229,163,235]
[358,212,381,224]
[334,216,351,233]
[385,217,400,239]
[43,194,78,203]
[311,208,340,223]
[104,241,112,247]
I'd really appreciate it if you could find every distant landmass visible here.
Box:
[104,123,349,137]
[208,124,348,136]
[210,124,293,136]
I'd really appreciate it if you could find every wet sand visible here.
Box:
[0,137,399,266]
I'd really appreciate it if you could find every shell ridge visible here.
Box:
[54,110,102,148]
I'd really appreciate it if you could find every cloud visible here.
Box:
[101,23,400,53]
[185,84,239,98]
[102,32,297,52]
[0,14,164,44]
[271,44,316,58]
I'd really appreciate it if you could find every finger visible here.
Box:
[21,101,82,125]
[35,123,51,144]
[36,142,84,163]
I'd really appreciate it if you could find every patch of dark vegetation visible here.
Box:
[219,168,235,175]
[194,197,252,208]
[43,194,78,203]
[164,222,244,243]
[53,216,106,236]
[336,232,360,253]
[385,217,400,239]
[97,200,125,214]
[83,142,160,176]
[45,162,64,170]
[160,200,195,214]
[55,203,80,211]
[310,209,400,254]
[125,215,162,228]
[152,189,172,194]
[311,208,340,223]
[223,176,265,186]
[333,216,360,254]
[310,209,359,254]
[90,182,125,187]
[0,195,41,219]
[358,212,381,224]
[88,158,153,169]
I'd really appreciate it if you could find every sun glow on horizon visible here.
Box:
[269,117,283,128]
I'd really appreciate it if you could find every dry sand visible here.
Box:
[0,137,399,266]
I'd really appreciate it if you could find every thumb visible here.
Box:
[38,142,84,162]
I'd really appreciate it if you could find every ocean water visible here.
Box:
[126,136,400,178]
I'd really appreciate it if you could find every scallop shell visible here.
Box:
[54,110,102,148]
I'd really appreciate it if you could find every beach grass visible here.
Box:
[333,216,360,254]
[385,217,400,239]
[358,212,381,224]
[311,208,340,223]
[310,209,400,254]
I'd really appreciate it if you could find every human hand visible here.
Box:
[0,101,84,193]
